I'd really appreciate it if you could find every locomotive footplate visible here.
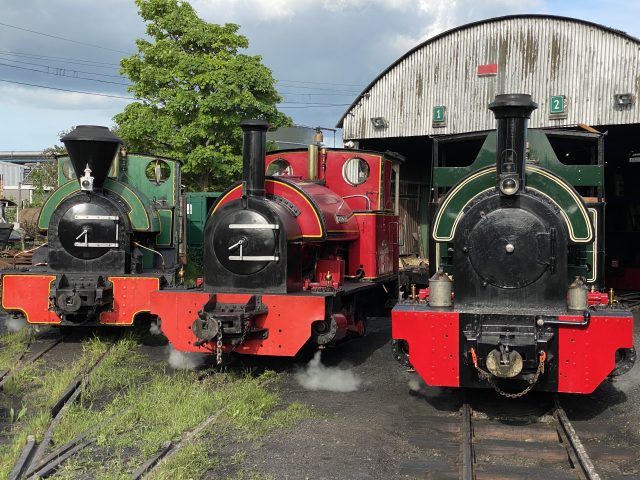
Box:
[461,313,555,382]
[193,295,269,346]
[49,274,113,323]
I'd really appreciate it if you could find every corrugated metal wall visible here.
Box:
[0,161,28,186]
[342,16,640,140]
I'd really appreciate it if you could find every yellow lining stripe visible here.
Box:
[527,166,592,242]
[433,186,493,242]
[527,187,592,242]
[99,276,161,325]
[432,167,493,241]
[270,179,324,238]
[156,209,173,246]
[211,184,242,215]
[587,208,598,283]
[433,166,592,243]
[1,275,58,324]
[210,181,324,239]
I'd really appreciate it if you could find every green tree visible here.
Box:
[27,161,57,207]
[114,0,290,191]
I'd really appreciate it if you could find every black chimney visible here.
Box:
[488,94,537,195]
[240,119,270,198]
[61,125,122,192]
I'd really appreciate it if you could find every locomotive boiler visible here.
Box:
[392,94,636,395]
[1,126,182,326]
[151,120,400,359]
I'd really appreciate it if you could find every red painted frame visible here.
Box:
[150,290,327,357]
[1,273,159,325]
[392,307,635,393]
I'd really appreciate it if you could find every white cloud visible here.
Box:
[0,84,130,111]
[192,0,310,22]
[2,0,638,150]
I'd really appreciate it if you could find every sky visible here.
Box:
[0,0,639,151]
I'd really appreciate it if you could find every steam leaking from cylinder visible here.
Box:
[166,345,207,370]
[149,321,162,335]
[6,316,27,332]
[296,351,362,392]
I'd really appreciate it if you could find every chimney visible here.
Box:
[488,94,537,195]
[240,119,270,198]
[61,125,122,192]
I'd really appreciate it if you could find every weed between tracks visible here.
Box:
[0,332,314,479]
[0,336,110,477]
[0,328,31,372]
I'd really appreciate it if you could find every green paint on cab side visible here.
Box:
[433,131,603,188]
[103,178,159,232]
[156,209,174,246]
[125,155,177,206]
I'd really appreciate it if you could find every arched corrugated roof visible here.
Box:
[338,14,640,137]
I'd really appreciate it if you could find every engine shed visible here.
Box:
[338,14,640,288]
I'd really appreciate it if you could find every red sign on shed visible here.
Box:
[477,63,498,76]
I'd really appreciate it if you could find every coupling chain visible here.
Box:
[231,321,251,354]
[215,318,223,366]
[470,348,546,399]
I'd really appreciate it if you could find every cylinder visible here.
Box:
[429,269,453,307]
[240,119,270,198]
[488,94,538,195]
[567,276,588,311]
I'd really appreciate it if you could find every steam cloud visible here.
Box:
[166,344,207,370]
[6,316,27,332]
[408,377,423,392]
[149,321,162,335]
[296,351,362,392]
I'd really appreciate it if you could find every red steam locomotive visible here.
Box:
[151,120,400,360]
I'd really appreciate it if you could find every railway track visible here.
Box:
[400,391,637,480]
[0,337,62,390]
[4,337,114,480]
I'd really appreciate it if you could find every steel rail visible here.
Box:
[17,344,114,479]
[461,399,474,480]
[553,394,601,480]
[0,338,62,389]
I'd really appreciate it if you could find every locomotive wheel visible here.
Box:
[392,339,412,368]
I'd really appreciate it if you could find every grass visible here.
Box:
[0,328,31,372]
[52,368,313,478]
[147,441,216,480]
[0,337,110,478]
[0,333,315,479]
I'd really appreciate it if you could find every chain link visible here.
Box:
[231,321,251,354]
[215,318,223,366]
[216,319,253,364]
[470,348,546,399]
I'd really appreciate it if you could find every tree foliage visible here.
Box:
[114,0,290,191]
[27,161,57,207]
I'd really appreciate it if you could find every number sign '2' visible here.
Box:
[550,95,565,114]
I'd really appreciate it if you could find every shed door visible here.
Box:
[399,183,421,256]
